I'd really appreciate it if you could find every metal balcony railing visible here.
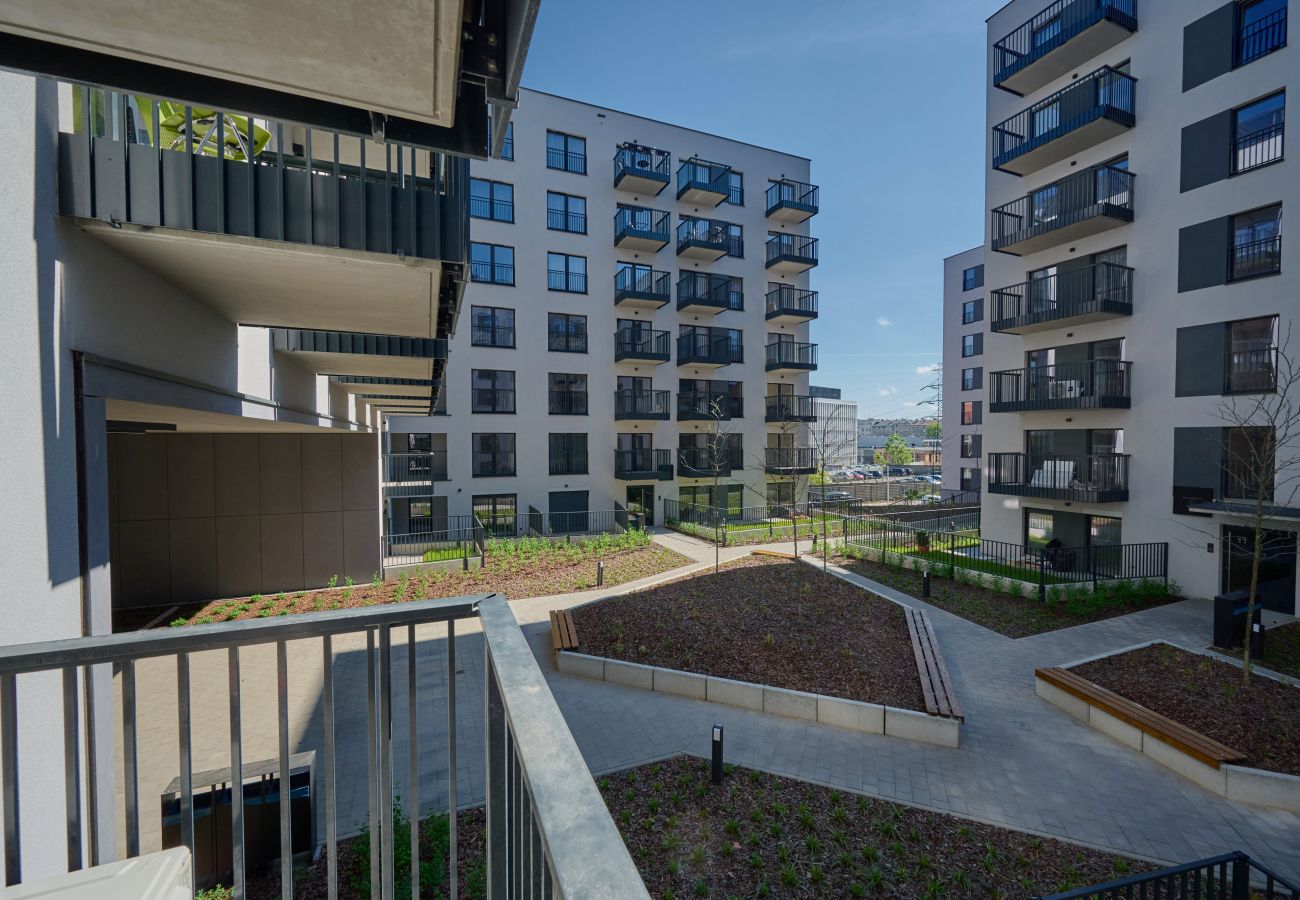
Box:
[0,596,648,897]
[992,66,1136,172]
[1226,346,1279,394]
[765,394,817,422]
[677,217,742,257]
[548,330,589,353]
[991,163,1135,253]
[547,268,588,293]
[1234,120,1285,174]
[987,452,1130,502]
[991,261,1134,332]
[614,390,671,419]
[993,0,1137,90]
[765,285,819,319]
[614,328,671,362]
[614,448,673,479]
[988,360,1132,412]
[764,233,819,268]
[614,143,671,188]
[471,259,515,285]
[546,146,587,174]
[614,206,671,247]
[548,390,589,415]
[765,178,820,218]
[1230,235,1282,281]
[1236,5,1288,66]
[546,207,587,233]
[678,333,742,366]
[470,322,515,348]
[677,391,733,420]
[677,272,743,312]
[382,450,449,487]
[765,341,818,370]
[765,447,817,472]
[473,451,517,477]
[472,387,515,413]
[676,158,731,202]
[615,267,671,306]
[677,446,740,477]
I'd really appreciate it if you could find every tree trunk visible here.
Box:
[1243,503,1265,686]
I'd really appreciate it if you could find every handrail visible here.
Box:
[677,157,731,195]
[993,0,1137,84]
[765,179,819,214]
[1235,6,1288,66]
[988,360,1133,409]
[991,163,1134,250]
[1033,850,1300,900]
[677,217,742,256]
[614,389,671,417]
[614,205,670,240]
[990,261,1134,329]
[615,266,671,300]
[766,341,818,367]
[678,272,743,310]
[765,285,819,315]
[614,143,671,180]
[992,66,1135,165]
[615,327,671,358]
[765,233,818,262]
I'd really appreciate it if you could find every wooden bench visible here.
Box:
[904,607,964,721]
[1036,667,1246,768]
[549,609,579,653]
[751,549,798,560]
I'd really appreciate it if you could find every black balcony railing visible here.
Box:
[1226,346,1279,394]
[765,286,819,319]
[993,0,1137,89]
[471,323,516,348]
[615,448,673,480]
[988,360,1133,412]
[678,333,742,366]
[991,163,1135,253]
[991,261,1133,332]
[614,143,671,188]
[546,146,587,174]
[987,452,1129,502]
[614,206,671,246]
[677,217,741,257]
[383,450,449,486]
[765,447,817,473]
[992,66,1136,172]
[765,233,819,268]
[614,390,671,419]
[678,446,740,477]
[472,388,516,413]
[1234,121,1286,174]
[765,179,819,218]
[615,327,671,362]
[676,158,731,202]
[548,390,589,415]
[677,391,732,421]
[1230,235,1282,281]
[1036,851,1299,900]
[471,259,515,285]
[470,194,513,221]
[615,267,671,306]
[765,394,817,422]
[546,207,587,233]
[1236,5,1288,67]
[678,272,743,312]
[765,341,818,371]
[548,268,588,293]
[548,330,588,353]
[472,451,517,477]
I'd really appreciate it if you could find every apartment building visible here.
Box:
[981,0,1296,614]
[809,386,859,468]
[388,88,820,532]
[941,247,987,495]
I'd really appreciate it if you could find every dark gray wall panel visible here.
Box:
[1178,216,1231,292]
[1181,111,1234,192]
[1183,4,1236,92]
[1175,323,1227,396]
[1173,426,1224,513]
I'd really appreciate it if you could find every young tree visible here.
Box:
[807,407,861,567]
[883,433,915,502]
[697,394,735,574]
[925,421,942,441]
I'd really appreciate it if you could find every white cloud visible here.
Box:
[877,317,893,328]
[915,363,940,375]
[877,385,899,397]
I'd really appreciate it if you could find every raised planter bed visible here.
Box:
[1036,642,1300,812]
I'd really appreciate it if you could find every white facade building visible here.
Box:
[810,387,859,468]
[981,0,1297,613]
[389,89,820,529]
[941,246,986,495]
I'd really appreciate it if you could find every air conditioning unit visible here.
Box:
[1,847,190,899]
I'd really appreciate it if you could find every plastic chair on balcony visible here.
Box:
[156,100,272,160]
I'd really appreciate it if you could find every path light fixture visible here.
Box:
[711,725,724,784]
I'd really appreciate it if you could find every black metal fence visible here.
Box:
[1236,5,1288,66]
[1034,850,1299,900]
[1230,235,1282,282]
[1234,120,1285,174]
[615,143,670,182]
[678,272,744,311]
[992,163,1134,251]
[765,233,819,265]
[765,340,818,369]
[990,261,1134,332]
[988,360,1133,411]
[382,514,484,567]
[663,500,832,546]
[987,452,1130,503]
[993,0,1137,83]
[615,266,671,302]
[765,179,819,215]
[993,66,1135,167]
[765,285,819,318]
[615,327,671,360]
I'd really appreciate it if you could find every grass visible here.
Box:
[667,514,843,547]
[421,546,467,563]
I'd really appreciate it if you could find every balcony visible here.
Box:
[678,272,742,315]
[993,0,1137,96]
[765,179,819,223]
[765,447,818,475]
[58,87,468,342]
[676,158,732,206]
[614,267,671,309]
[677,217,739,260]
[678,391,734,421]
[991,163,1134,255]
[765,286,819,324]
[766,341,818,374]
[614,143,671,195]
[990,261,1133,333]
[992,67,1136,176]
[614,206,671,251]
[765,394,817,422]
[678,333,742,368]
[614,389,671,421]
[615,448,674,481]
[765,233,818,273]
[677,447,738,478]
[382,451,449,496]
[615,327,672,364]
[988,360,1133,412]
[987,452,1129,502]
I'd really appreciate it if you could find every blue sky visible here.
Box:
[520,0,1008,419]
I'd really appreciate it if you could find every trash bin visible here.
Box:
[1212,590,1264,650]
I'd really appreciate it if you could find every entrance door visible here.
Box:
[1222,525,1298,613]
[626,485,654,526]
[548,490,589,534]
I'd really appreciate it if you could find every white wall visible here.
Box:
[942,246,984,494]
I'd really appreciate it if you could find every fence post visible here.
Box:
[1039,555,1046,603]
[949,523,956,578]
[1090,545,1097,588]
[1230,853,1250,900]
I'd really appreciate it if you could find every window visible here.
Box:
[1223,426,1275,500]
[961,401,981,426]
[470,306,515,348]
[548,373,588,415]
[471,369,515,414]
[961,434,982,458]
[546,130,586,174]
[549,433,588,475]
[547,252,587,293]
[1032,16,1061,49]
[1226,316,1279,393]
[546,191,587,233]
[470,242,514,285]
[767,481,794,507]
[1233,92,1286,174]
[1235,0,1288,67]
[473,493,517,536]
[961,367,982,391]
[1026,509,1054,551]
[680,432,744,469]
[471,435,516,478]
[960,467,981,492]
[962,299,982,325]
[547,312,588,353]
[961,333,983,358]
[469,178,514,222]
[724,170,744,206]
[962,264,984,291]
[726,222,744,258]
[1230,204,1283,281]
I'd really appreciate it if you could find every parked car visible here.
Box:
[865,471,883,479]
[886,466,913,477]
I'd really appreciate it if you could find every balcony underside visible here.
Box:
[273,333,445,382]
[614,411,670,421]
[765,412,816,423]
[997,15,1137,96]
[330,377,434,398]
[677,299,729,316]
[988,484,1128,503]
[992,300,1132,334]
[615,170,670,195]
[993,205,1131,255]
[677,184,728,206]
[766,362,816,375]
[614,291,670,310]
[678,241,728,261]
[995,114,1133,176]
[677,410,728,422]
[767,201,816,224]
[765,254,816,274]
[615,351,670,365]
[614,469,673,482]
[72,218,449,337]
[678,468,732,480]
[765,308,817,326]
[679,358,729,369]
[615,231,669,252]
[989,396,1131,413]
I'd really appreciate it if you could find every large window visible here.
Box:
[470,306,515,348]
[471,435,516,478]
[548,433,588,475]
[962,264,984,291]
[469,178,514,222]
[546,130,586,174]
[960,467,981,492]
[471,369,515,414]
[547,312,588,353]
[724,170,744,206]
[548,373,588,415]
[1230,204,1283,281]
[546,191,587,233]
[961,333,982,358]
[961,401,981,426]
[473,493,517,536]
[1224,426,1275,500]
[961,367,981,391]
[470,242,514,285]
[1226,316,1279,393]
[961,299,982,325]
[547,252,587,293]
[1234,92,1286,174]
[1235,0,1288,67]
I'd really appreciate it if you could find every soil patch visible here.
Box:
[1073,643,1300,776]
[573,556,926,711]
[1224,620,1300,680]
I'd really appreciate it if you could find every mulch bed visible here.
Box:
[1073,643,1300,777]
[1225,620,1300,680]
[602,755,1151,898]
[164,545,691,628]
[573,556,926,711]
[830,553,1177,640]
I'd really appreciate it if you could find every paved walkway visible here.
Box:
[121,529,1300,882]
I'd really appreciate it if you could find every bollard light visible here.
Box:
[597,559,605,586]
[923,570,931,598]
[711,724,724,784]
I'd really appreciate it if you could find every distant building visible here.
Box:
[809,385,841,399]
[811,386,857,468]
[941,246,984,496]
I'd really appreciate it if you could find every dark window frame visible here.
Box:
[548,433,589,476]
[470,434,517,478]
[546,191,588,234]
[469,178,515,222]
[469,305,516,348]
[470,369,516,414]
[547,312,589,354]
[469,242,515,286]
[547,252,588,293]
[962,264,984,291]
[546,129,587,174]
[1232,90,1286,176]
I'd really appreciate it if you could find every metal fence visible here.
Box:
[0,595,647,897]
[1033,850,1299,900]
[383,515,484,568]
[663,501,839,546]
